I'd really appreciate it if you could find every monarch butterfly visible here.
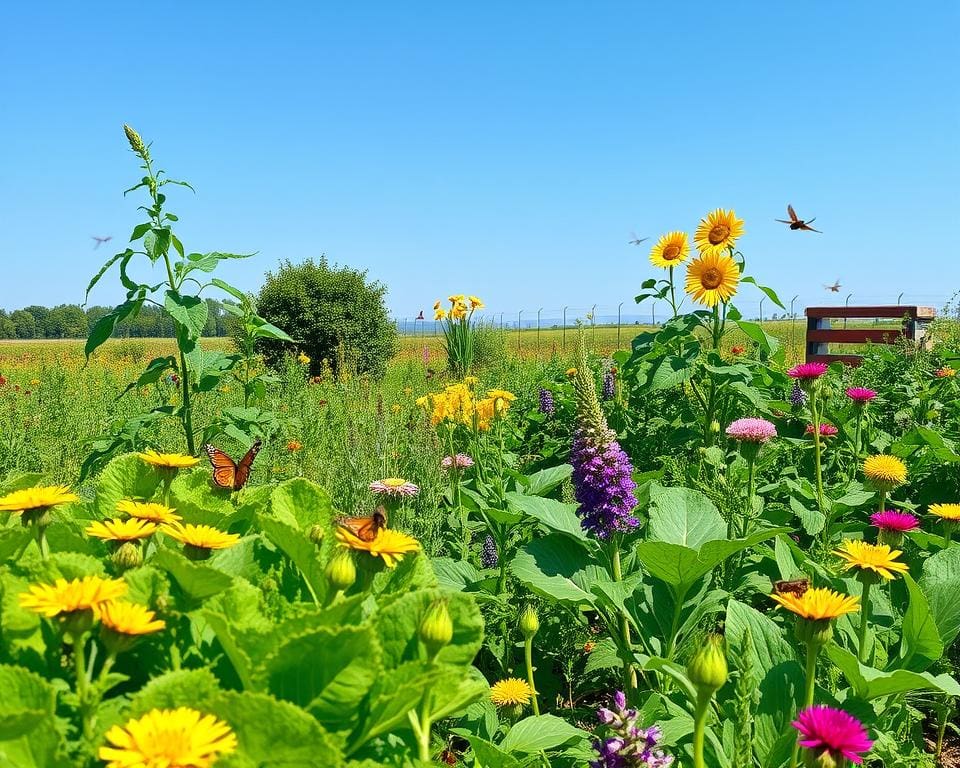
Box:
[773,578,810,597]
[204,439,262,491]
[337,507,387,542]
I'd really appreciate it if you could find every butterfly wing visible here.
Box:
[787,204,799,222]
[233,439,263,490]
[338,508,387,542]
[205,445,238,489]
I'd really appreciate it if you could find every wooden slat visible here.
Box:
[805,305,935,320]
[807,354,864,366]
[806,328,905,344]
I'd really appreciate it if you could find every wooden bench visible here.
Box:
[805,305,935,365]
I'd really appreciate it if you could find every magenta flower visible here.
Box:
[441,453,474,470]
[369,478,419,497]
[792,706,873,765]
[805,423,839,437]
[726,417,777,443]
[846,387,877,404]
[870,510,919,533]
[788,362,829,380]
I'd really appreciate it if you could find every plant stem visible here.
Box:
[743,455,756,539]
[524,637,540,715]
[857,580,873,664]
[790,641,820,768]
[692,690,712,768]
[811,394,825,514]
[416,692,433,762]
[610,540,637,694]
[849,408,864,482]
[72,634,94,742]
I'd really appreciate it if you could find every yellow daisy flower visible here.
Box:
[769,586,860,621]
[649,231,690,269]
[138,450,201,470]
[162,523,240,551]
[117,499,182,524]
[297,352,311,365]
[99,601,166,636]
[0,485,79,514]
[566,368,577,377]
[862,455,907,490]
[99,707,237,768]
[929,503,960,521]
[833,539,909,581]
[87,518,158,542]
[19,576,127,618]
[694,208,745,256]
[489,678,533,708]
[335,527,420,568]
[684,251,740,307]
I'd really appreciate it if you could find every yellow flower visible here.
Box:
[649,231,690,269]
[335,527,420,568]
[448,294,465,303]
[99,707,237,768]
[19,576,127,618]
[929,503,960,521]
[450,301,468,320]
[935,367,956,378]
[391,404,401,413]
[163,523,240,551]
[297,352,311,365]
[468,295,484,309]
[87,518,158,542]
[489,678,533,708]
[403,387,413,395]
[433,300,442,310]
[862,455,907,489]
[99,601,166,636]
[0,485,79,514]
[566,368,577,377]
[694,208,745,255]
[486,389,516,414]
[769,586,860,621]
[833,539,909,581]
[138,450,201,469]
[116,499,182,525]
[464,376,479,387]
[434,308,447,321]
[685,251,740,307]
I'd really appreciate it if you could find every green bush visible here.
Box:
[257,257,398,378]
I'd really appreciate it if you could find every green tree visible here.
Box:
[257,257,397,377]
[45,304,88,338]
[23,305,50,337]
[9,310,35,339]
[0,310,14,338]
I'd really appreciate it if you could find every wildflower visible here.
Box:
[163,523,239,552]
[833,540,909,581]
[846,387,877,404]
[771,587,859,622]
[792,705,873,765]
[726,417,777,443]
[687,634,728,695]
[369,478,419,497]
[297,352,311,365]
[448,294,465,303]
[490,678,533,709]
[122,123,148,157]
[480,534,499,568]
[790,381,808,406]
[929,503,960,521]
[30,378,40,386]
[487,388,516,410]
[391,403,401,413]
[731,345,745,355]
[566,367,577,377]
[538,387,555,416]
[441,454,474,470]
[684,251,740,307]
[805,423,838,437]
[19,576,127,619]
[137,450,201,470]
[434,307,447,320]
[99,601,166,636]
[519,605,540,639]
[870,510,918,533]
[583,641,596,653]
[649,231,690,269]
[468,295,484,309]
[602,369,615,400]
[0,485,79,526]
[86,518,158,542]
[335,527,420,568]
[935,366,956,378]
[862,455,907,491]
[420,600,454,658]
[99,707,237,768]
[592,691,674,768]
[694,208,744,256]
[286,440,303,452]
[116,500,181,525]
[788,362,829,381]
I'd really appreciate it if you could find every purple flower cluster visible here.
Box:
[591,692,673,768]
[480,534,499,568]
[602,370,616,401]
[789,381,808,407]
[539,387,555,416]
[572,425,639,538]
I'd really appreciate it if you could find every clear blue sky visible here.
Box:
[2,1,958,322]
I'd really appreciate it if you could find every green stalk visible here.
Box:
[524,637,540,715]
[691,690,712,768]
[72,634,94,742]
[668,266,678,317]
[611,540,637,694]
[849,407,864,482]
[790,641,820,768]
[743,454,756,538]
[811,393,825,514]
[857,581,873,664]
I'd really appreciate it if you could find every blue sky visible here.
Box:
[2,1,958,322]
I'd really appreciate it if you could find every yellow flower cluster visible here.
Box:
[416,382,515,431]
[433,294,484,321]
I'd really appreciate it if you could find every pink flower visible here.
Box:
[441,453,475,470]
[846,387,877,403]
[369,478,420,497]
[725,418,777,443]
[870,510,919,533]
[788,362,828,380]
[805,423,838,437]
[792,706,873,764]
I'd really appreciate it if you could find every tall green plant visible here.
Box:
[434,294,484,376]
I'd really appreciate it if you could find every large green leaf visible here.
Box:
[919,545,960,647]
[896,573,943,671]
[647,486,725,547]
[466,737,522,768]
[826,645,960,700]
[269,478,334,531]
[152,548,234,602]
[169,469,235,526]
[0,665,65,768]
[505,492,587,541]
[510,534,602,608]
[164,290,209,341]
[520,464,572,497]
[256,514,327,602]
[499,713,590,753]
[94,453,162,518]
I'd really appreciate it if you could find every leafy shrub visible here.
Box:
[471,321,506,370]
[257,257,397,378]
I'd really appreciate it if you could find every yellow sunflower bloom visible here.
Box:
[769,586,860,621]
[489,678,533,708]
[684,252,740,307]
[99,601,166,636]
[929,503,960,521]
[19,576,127,618]
[649,231,690,269]
[694,208,745,256]
[86,518,158,542]
[0,485,79,514]
[335,527,420,568]
[138,450,201,470]
[99,707,237,768]
[117,499,182,524]
[833,539,909,581]
[162,523,239,551]
[862,455,907,490]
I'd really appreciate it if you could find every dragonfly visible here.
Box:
[91,235,113,249]
[776,205,821,232]
[823,280,841,293]
[628,231,649,246]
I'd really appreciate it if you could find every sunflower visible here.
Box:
[137,450,201,470]
[862,455,907,490]
[685,252,740,307]
[489,678,533,708]
[99,601,166,636]
[770,587,860,621]
[19,576,127,618]
[929,503,960,521]
[99,707,237,768]
[0,485,79,514]
[833,540,909,581]
[649,231,690,269]
[87,518,158,542]
[694,208,744,256]
[335,527,420,568]
[162,523,239,551]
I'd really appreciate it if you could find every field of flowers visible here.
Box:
[1,129,959,768]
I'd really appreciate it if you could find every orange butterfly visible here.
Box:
[204,439,262,491]
[338,506,387,542]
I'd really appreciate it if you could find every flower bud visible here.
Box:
[123,123,147,157]
[60,609,96,639]
[419,599,454,659]
[308,524,325,545]
[686,634,728,695]
[795,617,834,648]
[519,605,539,639]
[709,419,721,435]
[113,541,143,571]
[325,549,356,593]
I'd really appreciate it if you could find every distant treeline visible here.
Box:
[0,300,233,339]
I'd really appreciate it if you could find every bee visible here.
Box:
[773,578,810,597]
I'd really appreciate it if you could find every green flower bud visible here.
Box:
[325,549,356,593]
[709,419,721,434]
[112,541,143,571]
[795,617,833,648]
[123,123,148,157]
[308,524,325,545]
[60,609,96,639]
[519,605,539,639]
[686,634,728,694]
[419,599,454,659]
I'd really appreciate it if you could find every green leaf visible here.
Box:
[256,514,327,603]
[152,548,234,602]
[164,290,209,341]
[118,356,177,399]
[431,557,481,591]
[919,545,960,647]
[647,485,725,547]
[521,464,572,497]
[0,665,65,768]
[210,278,249,303]
[734,319,781,358]
[269,478,334,530]
[826,645,960,700]
[465,737,522,768]
[85,299,142,359]
[505,492,586,541]
[510,534,602,608]
[499,714,590,753]
[742,276,785,309]
[169,469,235,526]
[896,573,943,671]
[85,248,133,302]
[94,453,161,519]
